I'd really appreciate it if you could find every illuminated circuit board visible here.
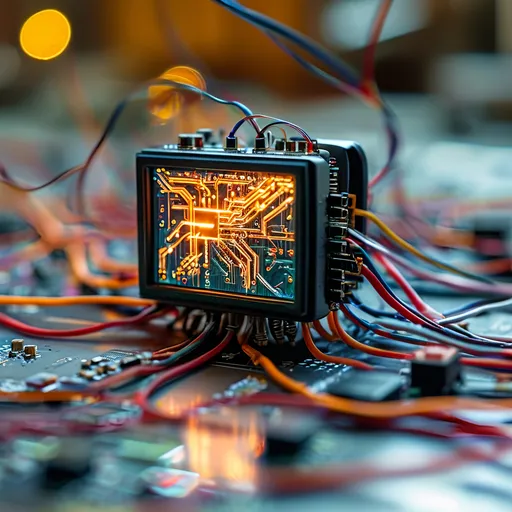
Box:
[153,167,296,302]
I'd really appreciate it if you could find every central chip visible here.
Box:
[153,167,296,301]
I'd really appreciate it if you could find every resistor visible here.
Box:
[268,318,285,344]
[284,320,298,344]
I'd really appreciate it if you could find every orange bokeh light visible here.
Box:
[148,66,207,121]
[20,9,71,61]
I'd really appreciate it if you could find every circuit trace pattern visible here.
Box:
[153,167,296,301]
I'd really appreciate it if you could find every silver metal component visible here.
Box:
[284,321,298,344]
[268,318,285,344]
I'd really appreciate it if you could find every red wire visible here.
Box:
[460,357,512,371]
[361,0,393,90]
[261,442,510,494]
[135,330,235,421]
[0,305,172,339]
[361,265,435,327]
[373,252,442,320]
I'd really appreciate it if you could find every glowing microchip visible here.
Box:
[154,168,296,302]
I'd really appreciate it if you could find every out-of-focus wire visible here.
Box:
[0,78,253,218]
[355,209,493,282]
[211,0,360,88]
[0,295,154,307]
[440,298,512,326]
[211,0,399,195]
[350,228,512,298]
[361,263,512,349]
[0,305,171,339]
[373,251,442,320]
[375,317,510,356]
[240,339,512,418]
[136,328,235,421]
[361,0,393,89]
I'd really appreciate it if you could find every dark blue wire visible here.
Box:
[343,303,427,346]
[211,0,360,88]
[349,295,400,320]
[442,297,508,317]
[354,245,497,344]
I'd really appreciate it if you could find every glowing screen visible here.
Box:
[153,167,296,302]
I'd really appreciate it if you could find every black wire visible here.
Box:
[0,78,254,224]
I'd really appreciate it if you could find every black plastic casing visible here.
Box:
[317,139,368,233]
[136,147,331,321]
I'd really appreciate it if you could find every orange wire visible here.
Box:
[0,295,154,307]
[240,342,512,419]
[312,320,338,342]
[302,323,373,370]
[330,311,413,361]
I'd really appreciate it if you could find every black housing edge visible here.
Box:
[317,139,368,233]
[136,148,331,321]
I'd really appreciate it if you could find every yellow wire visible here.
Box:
[240,340,512,419]
[354,208,476,279]
[0,295,155,307]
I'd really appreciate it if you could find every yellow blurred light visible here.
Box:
[20,9,71,61]
[148,66,207,122]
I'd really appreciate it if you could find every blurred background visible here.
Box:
[1,0,512,260]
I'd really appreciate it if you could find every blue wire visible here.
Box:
[442,297,508,317]
[73,78,253,216]
[211,0,360,88]
[343,303,427,346]
[349,295,400,320]
[354,244,499,346]
[211,0,400,186]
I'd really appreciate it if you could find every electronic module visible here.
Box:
[137,132,367,321]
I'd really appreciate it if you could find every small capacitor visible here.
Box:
[95,363,110,375]
[178,133,204,150]
[24,345,37,358]
[78,369,96,380]
[285,139,309,153]
[11,339,23,352]
[120,356,142,369]
[274,138,286,151]
[106,362,118,373]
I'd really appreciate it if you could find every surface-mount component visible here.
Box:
[410,346,462,396]
[10,339,23,353]
[25,372,58,389]
[325,369,403,401]
[23,345,37,359]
